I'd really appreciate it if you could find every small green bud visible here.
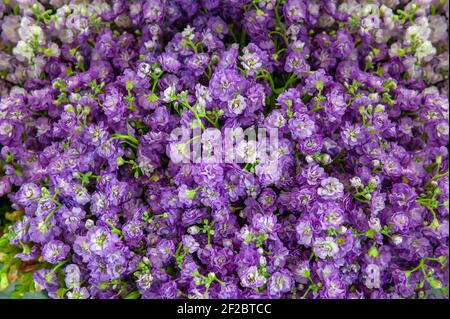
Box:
[396,48,406,57]
[426,277,442,289]
[185,189,197,200]
[314,81,324,91]
[125,81,135,91]
[368,246,379,258]
[116,156,125,166]
[301,269,311,278]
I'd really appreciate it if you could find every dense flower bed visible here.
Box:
[0,0,448,299]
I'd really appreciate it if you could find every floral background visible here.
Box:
[0,0,449,299]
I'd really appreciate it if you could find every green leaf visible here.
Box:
[426,277,442,289]
[124,290,141,299]
[10,272,35,299]
[0,272,9,292]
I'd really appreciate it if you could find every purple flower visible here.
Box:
[313,237,339,259]
[389,183,417,208]
[239,266,266,289]
[284,0,307,23]
[86,226,118,256]
[267,270,294,297]
[285,51,310,75]
[64,264,81,289]
[122,220,144,244]
[33,269,59,291]
[182,208,206,227]
[29,217,61,244]
[251,213,278,234]
[42,240,70,264]
[160,281,178,299]
[209,69,242,102]
[61,206,86,233]
[296,219,314,246]
[159,53,182,73]
[317,177,344,200]
[15,183,41,207]
[288,112,316,140]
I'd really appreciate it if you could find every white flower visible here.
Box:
[236,140,257,163]
[363,4,379,16]
[162,85,177,103]
[137,62,151,78]
[405,23,430,46]
[85,219,95,229]
[13,40,35,62]
[188,225,200,235]
[259,256,267,266]
[195,84,212,108]
[350,176,362,188]
[415,40,436,62]
[391,235,403,245]
[369,217,382,231]
[114,14,131,28]
[182,25,195,40]
[19,21,45,44]
[45,42,61,57]
[313,237,339,259]
[338,0,361,16]
[227,94,247,115]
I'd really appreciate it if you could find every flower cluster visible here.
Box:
[0,0,449,299]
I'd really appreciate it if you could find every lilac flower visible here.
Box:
[159,53,182,74]
[209,69,241,102]
[182,235,200,253]
[239,266,266,289]
[28,217,61,244]
[42,240,70,264]
[313,237,339,259]
[86,226,117,256]
[295,219,314,247]
[33,269,59,292]
[389,183,417,208]
[181,208,206,227]
[251,213,278,234]
[122,220,144,244]
[66,287,90,299]
[160,281,178,299]
[64,264,82,289]
[317,177,344,200]
[285,51,309,75]
[288,112,315,140]
[15,183,41,207]
[267,270,294,297]
[61,206,86,233]
[284,0,307,23]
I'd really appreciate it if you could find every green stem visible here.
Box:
[52,259,69,273]
[111,134,139,147]
[180,100,205,130]
[300,285,312,299]
[44,207,59,224]
[239,27,247,49]
[204,114,219,128]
